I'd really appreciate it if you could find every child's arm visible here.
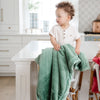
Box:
[75,38,81,55]
[49,34,60,51]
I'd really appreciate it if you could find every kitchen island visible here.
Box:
[12,41,100,100]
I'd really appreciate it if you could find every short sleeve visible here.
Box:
[49,25,56,38]
[74,28,80,40]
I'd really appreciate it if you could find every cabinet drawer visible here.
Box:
[85,36,100,41]
[0,44,22,57]
[0,25,19,33]
[0,35,22,44]
[0,61,15,73]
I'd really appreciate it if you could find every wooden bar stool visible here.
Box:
[38,64,83,100]
[89,62,100,100]
[67,72,83,100]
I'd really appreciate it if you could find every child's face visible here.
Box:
[56,8,71,26]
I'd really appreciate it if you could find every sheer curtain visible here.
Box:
[23,0,79,34]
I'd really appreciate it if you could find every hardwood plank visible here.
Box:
[0,76,15,100]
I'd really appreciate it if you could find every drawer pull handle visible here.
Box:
[0,50,9,52]
[97,39,100,41]
[1,8,3,22]
[0,65,9,67]
[37,39,49,41]
[93,39,100,41]
[0,39,8,41]
[93,39,97,41]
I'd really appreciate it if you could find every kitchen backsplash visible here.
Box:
[79,0,100,33]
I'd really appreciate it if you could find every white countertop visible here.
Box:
[12,41,53,62]
[0,33,85,36]
[12,41,100,62]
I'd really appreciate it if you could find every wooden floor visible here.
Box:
[0,76,15,100]
[0,71,96,100]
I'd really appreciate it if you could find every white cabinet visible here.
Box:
[0,35,22,75]
[22,35,50,47]
[0,35,50,76]
[0,0,19,33]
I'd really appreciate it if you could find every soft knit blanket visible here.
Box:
[35,44,90,100]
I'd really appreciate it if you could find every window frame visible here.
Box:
[22,0,79,37]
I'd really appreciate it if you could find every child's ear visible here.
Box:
[68,15,71,20]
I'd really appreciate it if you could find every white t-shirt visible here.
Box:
[49,24,80,48]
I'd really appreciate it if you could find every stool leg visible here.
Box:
[70,88,76,100]
[66,97,70,100]
[72,95,75,100]
[75,90,78,100]
[89,66,94,100]
[89,91,94,100]
[94,93,98,100]
[99,95,100,100]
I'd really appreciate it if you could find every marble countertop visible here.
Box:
[0,33,85,36]
[12,41,100,62]
[12,41,53,62]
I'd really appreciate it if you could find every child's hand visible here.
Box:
[75,48,80,55]
[54,43,60,51]
[96,50,100,57]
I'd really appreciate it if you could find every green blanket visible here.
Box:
[35,44,90,100]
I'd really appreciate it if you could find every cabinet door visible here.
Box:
[0,0,15,25]
[0,0,19,33]
[0,35,22,75]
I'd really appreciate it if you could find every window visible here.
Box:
[23,0,79,34]
[30,13,38,28]
[43,21,49,32]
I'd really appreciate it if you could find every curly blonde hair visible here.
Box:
[56,2,75,19]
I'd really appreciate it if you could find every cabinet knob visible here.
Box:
[8,27,11,29]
